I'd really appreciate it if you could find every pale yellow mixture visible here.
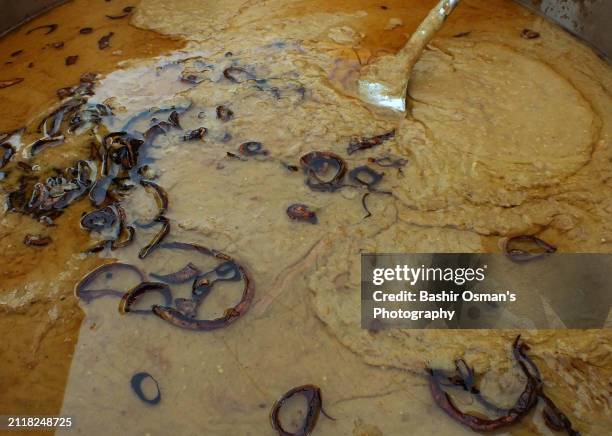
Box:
[1,0,611,435]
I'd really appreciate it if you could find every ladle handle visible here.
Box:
[398,0,461,68]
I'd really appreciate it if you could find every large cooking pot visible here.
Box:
[1,0,610,58]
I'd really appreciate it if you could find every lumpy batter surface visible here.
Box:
[1,0,610,435]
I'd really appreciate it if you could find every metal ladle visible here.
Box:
[358,0,461,112]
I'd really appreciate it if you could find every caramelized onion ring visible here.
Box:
[299,151,346,192]
[238,141,267,156]
[1,143,15,168]
[151,242,254,331]
[119,281,172,315]
[270,385,333,436]
[75,262,145,303]
[223,67,255,83]
[111,225,136,250]
[130,372,161,405]
[216,105,234,122]
[138,216,170,259]
[347,130,395,155]
[361,193,372,219]
[98,32,114,50]
[348,165,384,191]
[368,155,407,168]
[168,111,181,129]
[26,24,58,35]
[503,235,557,263]
[0,78,25,89]
[150,262,201,284]
[428,336,538,432]
[182,127,207,141]
[106,6,135,20]
[23,234,52,246]
[140,180,168,217]
[428,336,578,434]
[80,205,119,231]
[286,203,317,224]
[521,28,540,39]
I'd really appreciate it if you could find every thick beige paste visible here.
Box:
[1,0,610,435]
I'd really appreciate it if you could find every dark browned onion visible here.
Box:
[427,336,539,432]
[348,165,384,191]
[0,143,15,169]
[216,105,234,121]
[26,24,58,35]
[150,263,201,284]
[151,242,254,331]
[286,203,317,224]
[80,205,119,231]
[130,372,161,405]
[74,262,145,303]
[138,216,170,259]
[428,336,579,434]
[182,127,207,142]
[171,260,241,318]
[38,98,85,136]
[98,32,114,50]
[270,385,333,436]
[0,78,24,89]
[361,193,371,219]
[299,151,346,192]
[521,28,540,39]
[368,155,407,168]
[134,181,168,229]
[80,72,98,83]
[65,55,79,66]
[541,394,578,435]
[106,6,135,19]
[347,130,395,155]
[119,281,172,314]
[29,135,64,157]
[140,180,168,217]
[168,111,181,129]
[192,261,241,290]
[281,162,299,172]
[85,239,112,254]
[238,141,267,156]
[111,225,135,250]
[23,234,52,246]
[105,132,144,170]
[223,66,255,83]
[503,235,556,263]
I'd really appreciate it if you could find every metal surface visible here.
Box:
[0,0,67,37]
[514,0,611,58]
